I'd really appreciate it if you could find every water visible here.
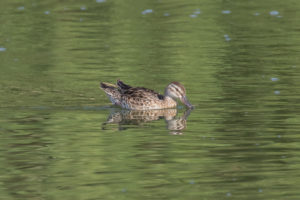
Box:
[0,0,300,199]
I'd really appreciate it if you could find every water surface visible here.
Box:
[0,0,300,199]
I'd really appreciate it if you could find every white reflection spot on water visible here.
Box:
[44,11,50,15]
[18,6,25,11]
[270,10,279,16]
[80,6,86,11]
[80,18,83,22]
[121,188,127,192]
[164,13,170,16]
[274,90,280,95]
[271,77,279,81]
[0,47,6,52]
[258,189,263,193]
[96,0,106,3]
[194,9,201,15]
[254,12,260,16]
[189,180,195,184]
[222,10,231,14]
[226,192,232,197]
[142,9,153,15]
[224,34,231,41]
[190,9,201,18]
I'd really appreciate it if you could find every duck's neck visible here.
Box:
[163,96,177,108]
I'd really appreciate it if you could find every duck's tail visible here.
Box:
[100,82,122,106]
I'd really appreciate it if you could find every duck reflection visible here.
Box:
[102,109,192,134]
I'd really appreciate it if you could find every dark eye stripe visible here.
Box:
[174,86,180,93]
[171,84,183,95]
[169,87,181,97]
[171,82,186,93]
[169,87,176,93]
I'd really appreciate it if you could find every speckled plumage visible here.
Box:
[100,80,192,110]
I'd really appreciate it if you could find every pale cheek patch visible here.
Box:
[168,87,181,98]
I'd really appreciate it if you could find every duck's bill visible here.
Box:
[181,96,194,109]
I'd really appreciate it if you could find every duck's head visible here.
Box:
[165,82,193,109]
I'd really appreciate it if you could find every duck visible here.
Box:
[100,80,193,110]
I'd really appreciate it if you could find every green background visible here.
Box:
[0,0,299,199]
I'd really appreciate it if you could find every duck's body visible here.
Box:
[100,80,192,110]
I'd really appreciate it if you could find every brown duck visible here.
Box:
[100,80,193,110]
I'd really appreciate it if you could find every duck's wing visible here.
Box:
[123,87,165,101]
[117,80,132,91]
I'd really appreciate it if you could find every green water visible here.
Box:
[1,0,300,199]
